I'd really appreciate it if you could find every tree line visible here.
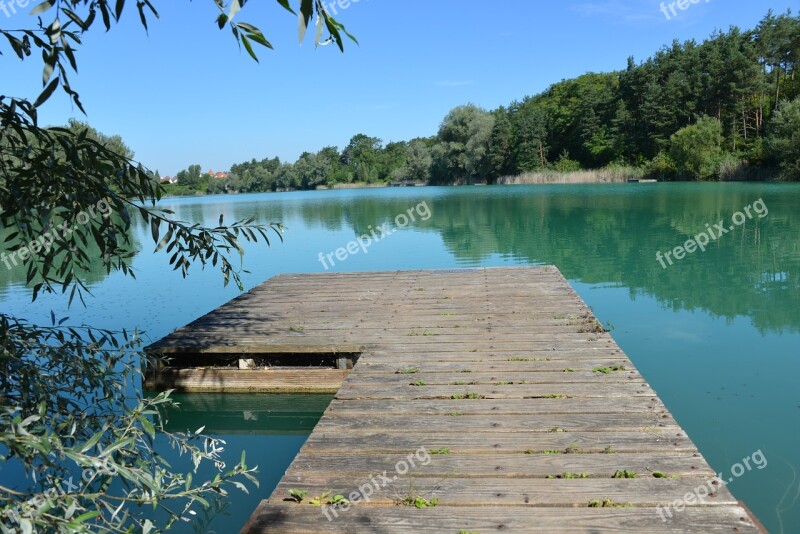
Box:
[163,9,798,194]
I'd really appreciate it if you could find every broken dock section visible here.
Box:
[146,267,762,533]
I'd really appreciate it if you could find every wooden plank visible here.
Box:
[354,359,634,373]
[154,339,617,353]
[335,382,657,400]
[149,342,365,354]
[312,413,679,433]
[286,452,715,478]
[353,350,628,363]
[324,397,671,415]
[302,431,698,454]
[348,370,643,384]
[179,318,605,329]
[270,477,740,507]
[243,504,760,533]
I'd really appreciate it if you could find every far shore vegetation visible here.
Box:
[139,10,799,196]
[57,10,799,196]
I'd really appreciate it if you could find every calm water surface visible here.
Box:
[2,183,798,532]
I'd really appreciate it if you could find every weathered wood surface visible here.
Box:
[149,369,347,393]
[243,505,758,533]
[146,267,761,532]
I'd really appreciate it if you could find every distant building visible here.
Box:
[161,176,177,184]
[206,169,229,180]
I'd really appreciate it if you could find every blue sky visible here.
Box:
[3,0,797,176]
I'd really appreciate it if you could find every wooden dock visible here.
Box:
[146,267,762,533]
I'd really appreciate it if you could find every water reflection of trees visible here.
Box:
[5,186,796,334]
[271,186,800,334]
[0,215,141,292]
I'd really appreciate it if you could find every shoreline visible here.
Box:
[157,169,787,198]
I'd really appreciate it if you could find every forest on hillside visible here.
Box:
[157,9,797,193]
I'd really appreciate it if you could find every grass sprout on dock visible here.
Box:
[588,498,633,508]
[592,365,626,374]
[451,392,485,399]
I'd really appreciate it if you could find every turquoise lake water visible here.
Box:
[1,183,798,532]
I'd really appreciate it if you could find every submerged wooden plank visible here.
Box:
[144,267,764,532]
[146,368,347,393]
